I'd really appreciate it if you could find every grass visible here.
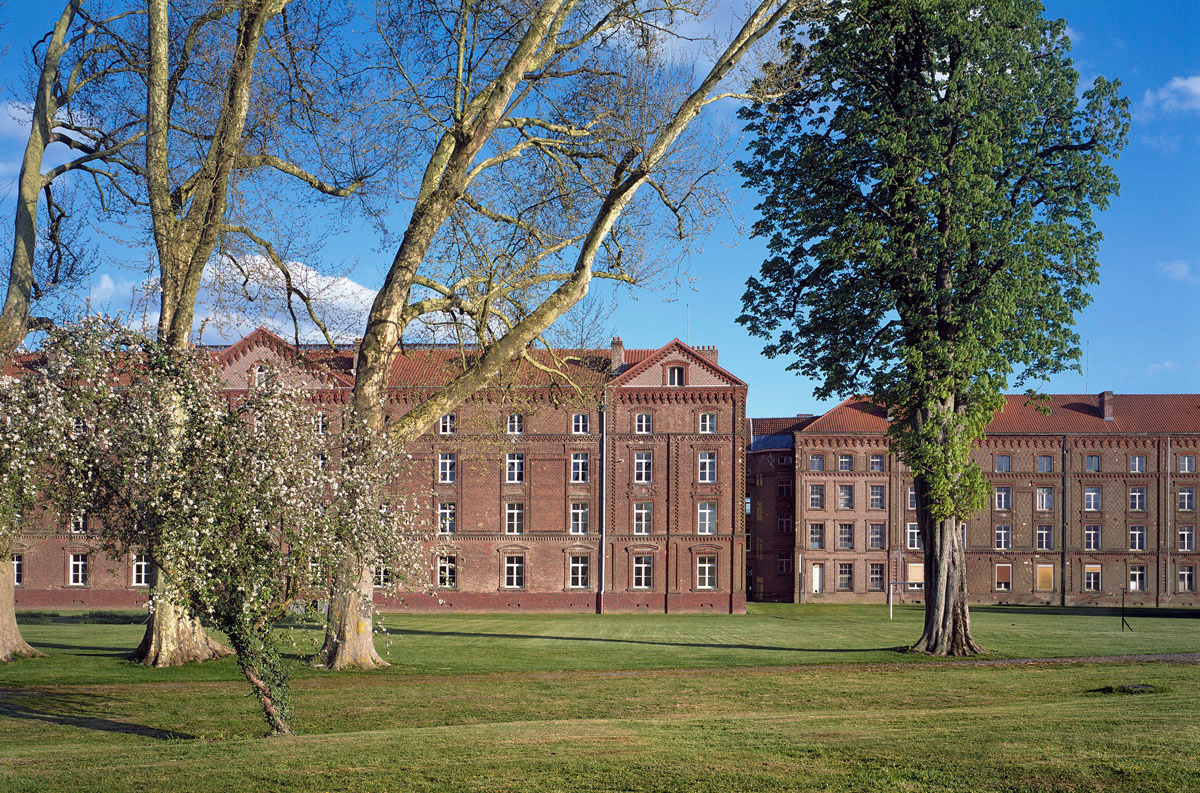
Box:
[2,604,1199,792]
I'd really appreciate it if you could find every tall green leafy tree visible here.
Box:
[738,0,1128,654]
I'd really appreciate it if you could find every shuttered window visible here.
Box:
[995,564,1012,591]
[1036,564,1054,592]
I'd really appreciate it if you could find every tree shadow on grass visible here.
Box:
[0,690,193,740]
[28,642,132,656]
[971,605,1200,620]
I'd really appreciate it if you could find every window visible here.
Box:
[699,413,716,434]
[667,366,684,386]
[809,454,825,471]
[132,553,150,587]
[869,454,885,472]
[69,554,88,586]
[1036,524,1053,550]
[696,556,717,589]
[505,503,525,534]
[1180,487,1196,511]
[633,503,652,535]
[1129,487,1146,511]
[1036,563,1054,592]
[313,413,329,435]
[71,512,87,534]
[837,484,854,509]
[12,554,23,586]
[908,486,917,510]
[507,413,523,434]
[572,452,590,483]
[838,523,854,550]
[506,453,525,483]
[1037,455,1053,473]
[837,563,853,591]
[1036,487,1054,512]
[812,563,824,594]
[1129,525,1146,551]
[869,563,884,591]
[438,555,457,589]
[995,563,1012,591]
[697,452,716,483]
[1180,525,1195,552]
[438,453,456,483]
[635,413,652,434]
[809,523,825,550]
[776,517,794,534]
[907,562,924,591]
[776,555,793,575]
[869,485,885,510]
[633,452,651,483]
[994,487,1012,511]
[572,413,589,434]
[504,555,525,588]
[838,454,853,471]
[1181,454,1196,473]
[995,525,1012,550]
[1084,564,1102,592]
[315,453,327,472]
[1129,455,1146,473]
[809,484,825,509]
[697,502,717,535]
[570,503,590,535]
[439,413,456,434]
[569,555,590,589]
[633,555,653,589]
[907,523,922,550]
[778,480,793,500]
[995,455,1011,472]
[1083,486,1101,511]
[1085,455,1101,472]
[373,565,391,588]
[869,523,885,550]
[1084,524,1101,551]
[1129,565,1147,593]
[438,503,456,534]
[1179,565,1196,593]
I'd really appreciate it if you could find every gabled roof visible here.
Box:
[608,338,746,389]
[802,397,889,434]
[751,416,819,437]
[215,327,356,387]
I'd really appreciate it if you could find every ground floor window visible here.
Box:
[12,554,22,586]
[569,555,589,589]
[1084,564,1102,592]
[373,565,391,588]
[995,563,1012,592]
[868,563,884,591]
[69,553,88,586]
[1129,565,1147,593]
[633,555,652,589]
[1036,564,1054,592]
[438,555,457,589]
[504,555,525,589]
[1178,565,1195,593]
[776,555,792,575]
[696,555,717,590]
[837,562,853,591]
[906,562,923,591]
[132,553,150,587]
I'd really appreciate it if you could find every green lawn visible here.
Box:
[2,604,1199,792]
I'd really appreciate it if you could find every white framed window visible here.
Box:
[438,453,456,483]
[1129,565,1147,592]
[253,365,267,387]
[995,455,1011,473]
[869,454,885,472]
[1129,525,1146,551]
[373,565,391,588]
[698,452,716,483]
[1180,454,1196,473]
[1036,487,1054,511]
[697,502,716,534]
[776,517,794,534]
[504,555,525,588]
[570,502,590,534]
[507,413,524,434]
[69,554,88,586]
[837,562,854,591]
[71,512,87,534]
[572,413,589,434]
[1036,524,1053,550]
[1085,455,1101,472]
[667,366,684,386]
[439,413,457,435]
[505,502,525,534]
[633,452,652,483]
[12,554,23,586]
[315,453,328,472]
[869,484,885,510]
[1180,525,1195,552]
[1180,487,1195,511]
[699,412,716,434]
[1037,455,1053,473]
[869,563,884,591]
[438,555,457,589]
[808,522,825,550]
[809,454,825,471]
[633,555,653,589]
[1083,486,1101,511]
[995,563,1012,591]
[908,486,917,510]
[869,523,885,550]
[506,453,525,483]
[838,454,853,471]
[132,553,150,587]
[313,413,329,435]
[1084,524,1101,551]
[1129,455,1146,473]
[438,502,456,534]
[994,487,1012,511]
[907,562,924,591]
[809,484,825,509]
[837,484,854,509]
[696,555,717,590]
[1084,564,1102,592]
[571,452,590,483]
[633,502,652,534]
[635,413,653,434]
[838,522,854,550]
[569,555,590,589]
[907,523,922,550]
[995,525,1012,550]
[1129,487,1146,511]
[1179,565,1196,593]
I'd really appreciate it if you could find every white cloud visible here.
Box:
[89,273,116,303]
[1064,25,1083,44]
[1144,360,1180,375]
[1157,260,1194,283]
[1142,75,1200,115]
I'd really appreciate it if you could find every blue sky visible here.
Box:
[1,1,1197,418]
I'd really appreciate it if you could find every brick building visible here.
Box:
[13,328,749,613]
[748,393,1200,608]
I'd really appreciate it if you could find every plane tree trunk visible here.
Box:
[0,542,42,662]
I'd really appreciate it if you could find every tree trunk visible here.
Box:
[132,597,233,667]
[0,540,42,662]
[911,495,984,657]
[315,558,386,670]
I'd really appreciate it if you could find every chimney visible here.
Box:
[1100,390,1114,421]
[694,344,718,365]
[610,336,624,374]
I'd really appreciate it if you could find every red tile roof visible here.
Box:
[751,416,820,436]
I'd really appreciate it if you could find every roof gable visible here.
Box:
[609,339,746,389]
[215,327,355,389]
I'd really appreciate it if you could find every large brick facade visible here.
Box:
[748,394,1200,608]
[13,329,748,614]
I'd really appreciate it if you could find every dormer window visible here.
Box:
[572,413,589,434]
[508,414,523,434]
[439,414,457,435]
[667,366,685,386]
[254,365,266,387]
